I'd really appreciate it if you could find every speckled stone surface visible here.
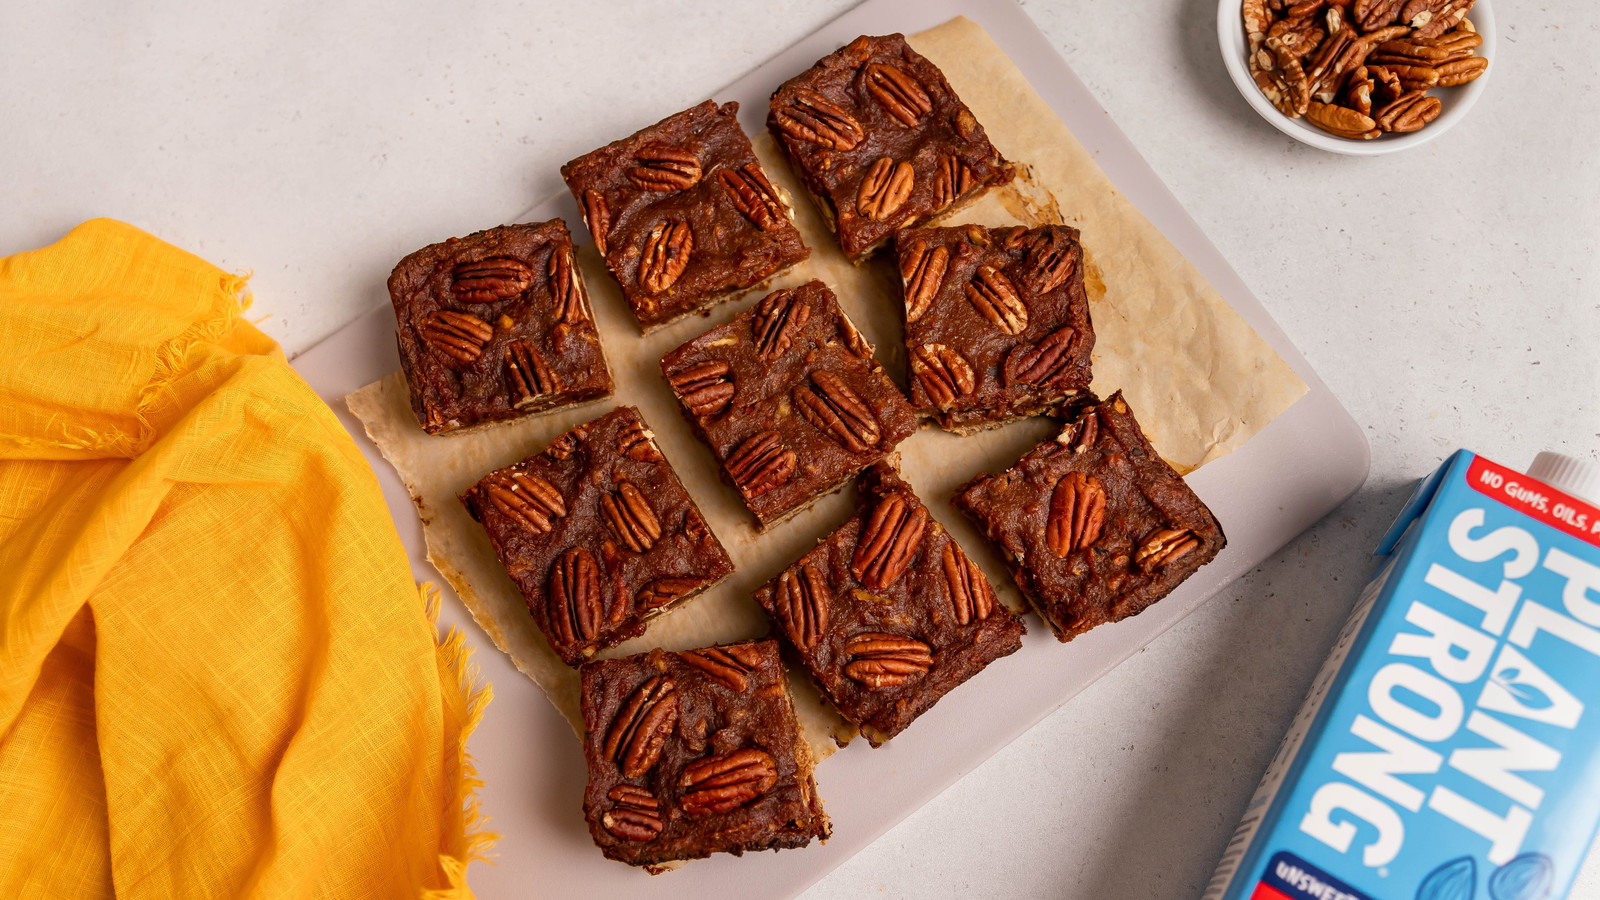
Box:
[3,2,1597,897]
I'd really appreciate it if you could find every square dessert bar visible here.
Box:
[580,640,829,870]
[953,393,1226,642]
[562,100,810,332]
[388,220,612,434]
[460,406,733,666]
[753,462,1026,746]
[660,280,917,528]
[767,33,1014,262]
[897,223,1095,434]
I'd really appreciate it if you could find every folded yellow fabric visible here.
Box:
[0,219,494,898]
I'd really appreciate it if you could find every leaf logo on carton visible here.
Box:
[1416,856,1475,900]
[1490,668,1555,713]
[1489,853,1553,900]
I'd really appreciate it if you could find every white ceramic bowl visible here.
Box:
[1217,0,1496,155]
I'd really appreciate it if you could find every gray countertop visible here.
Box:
[4,0,1597,896]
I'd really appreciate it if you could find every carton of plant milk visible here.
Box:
[1205,451,1600,900]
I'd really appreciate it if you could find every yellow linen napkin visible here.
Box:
[0,219,494,898]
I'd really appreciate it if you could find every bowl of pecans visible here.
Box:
[1219,0,1495,154]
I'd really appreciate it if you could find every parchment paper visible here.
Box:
[346,16,1307,765]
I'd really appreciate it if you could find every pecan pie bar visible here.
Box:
[896,224,1094,434]
[659,280,917,529]
[561,100,810,332]
[767,33,1014,262]
[580,640,829,870]
[953,393,1226,642]
[753,462,1025,746]
[460,406,733,665]
[388,220,613,434]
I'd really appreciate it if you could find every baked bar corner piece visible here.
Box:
[387,219,613,435]
[580,640,830,871]
[753,462,1026,746]
[459,406,734,666]
[659,280,918,529]
[898,223,1094,434]
[561,99,811,333]
[767,33,1014,262]
[953,392,1225,642]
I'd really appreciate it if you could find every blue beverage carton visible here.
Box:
[1206,450,1600,900]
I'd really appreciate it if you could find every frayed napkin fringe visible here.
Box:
[422,583,498,899]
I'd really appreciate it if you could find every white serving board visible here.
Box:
[291,0,1369,896]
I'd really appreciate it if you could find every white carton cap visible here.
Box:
[1528,452,1600,507]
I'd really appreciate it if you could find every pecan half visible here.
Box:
[628,142,701,192]
[842,633,933,688]
[1378,62,1442,91]
[548,546,603,647]
[1373,91,1442,132]
[794,371,880,453]
[582,189,611,256]
[900,241,949,323]
[752,289,811,360]
[719,164,785,232]
[865,62,932,126]
[1435,55,1487,86]
[932,155,974,209]
[1345,65,1376,116]
[618,419,663,462]
[941,542,994,625]
[600,481,661,552]
[1252,49,1311,118]
[639,220,693,294]
[679,748,777,817]
[547,246,586,324]
[420,309,492,362]
[965,265,1028,334]
[669,361,736,418]
[856,157,915,221]
[773,89,864,150]
[604,675,679,779]
[602,784,662,843]
[1305,101,1380,139]
[1266,10,1325,65]
[776,563,829,651]
[951,107,980,139]
[680,643,764,692]
[1004,326,1082,389]
[909,343,976,406]
[451,256,533,303]
[545,425,588,460]
[1046,472,1106,556]
[1375,30,1480,63]
[1352,0,1404,31]
[1283,1,1329,23]
[1057,411,1099,454]
[486,471,567,534]
[1135,527,1202,571]
[1403,0,1471,38]
[852,492,927,590]
[1301,16,1360,104]
[726,431,796,498]
[1243,0,1273,53]
[1023,230,1079,295]
[1250,48,1296,117]
[1366,64,1406,101]
[836,310,874,360]
[505,339,560,406]
[635,576,701,610]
